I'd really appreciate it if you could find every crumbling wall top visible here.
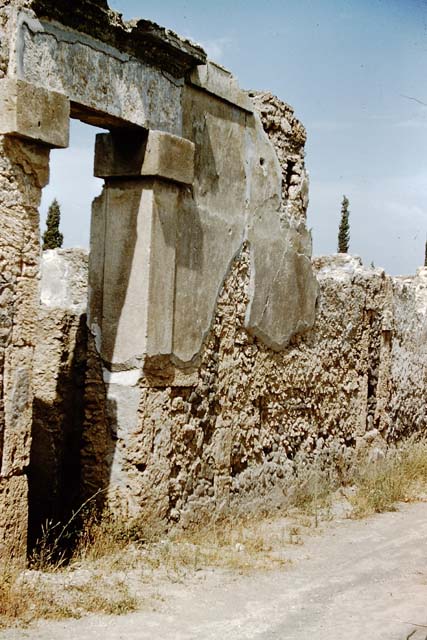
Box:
[9,0,207,77]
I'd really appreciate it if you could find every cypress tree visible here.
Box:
[42,198,63,250]
[337,195,350,253]
[424,237,427,267]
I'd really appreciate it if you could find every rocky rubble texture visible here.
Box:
[250,91,309,223]
[380,269,427,440]
[0,135,49,562]
[79,252,426,526]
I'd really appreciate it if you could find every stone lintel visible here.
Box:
[188,61,254,113]
[0,78,70,148]
[94,129,195,185]
[28,1,207,78]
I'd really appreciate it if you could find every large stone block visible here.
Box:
[188,61,253,112]
[0,78,69,148]
[15,15,184,134]
[142,130,195,185]
[98,179,179,366]
[94,130,195,185]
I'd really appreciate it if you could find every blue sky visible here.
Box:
[41,0,427,274]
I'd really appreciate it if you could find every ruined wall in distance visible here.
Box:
[377,270,427,441]
[249,91,309,223]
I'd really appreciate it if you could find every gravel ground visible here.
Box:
[2,501,427,640]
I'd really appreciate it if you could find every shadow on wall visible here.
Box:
[27,314,89,551]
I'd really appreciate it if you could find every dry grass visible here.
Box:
[0,561,138,629]
[287,438,427,520]
[2,438,427,630]
[349,438,427,517]
[288,455,337,523]
[156,515,291,574]
[0,504,292,629]
[71,508,292,576]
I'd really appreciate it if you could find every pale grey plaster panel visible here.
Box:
[173,88,250,363]
[173,85,317,363]
[100,181,151,366]
[12,12,183,133]
[100,179,179,368]
[245,213,318,350]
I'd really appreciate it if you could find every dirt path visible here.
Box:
[3,501,427,640]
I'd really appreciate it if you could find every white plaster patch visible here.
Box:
[40,250,68,308]
[415,267,427,316]
[102,368,141,387]
[40,249,88,313]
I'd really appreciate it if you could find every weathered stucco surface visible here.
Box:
[87,61,317,373]
[82,52,319,520]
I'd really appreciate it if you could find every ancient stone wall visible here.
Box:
[104,255,427,526]
[82,63,318,520]
[29,249,87,547]
[0,135,50,562]
[1,0,426,558]
[35,251,427,529]
[249,91,309,223]
[0,0,204,560]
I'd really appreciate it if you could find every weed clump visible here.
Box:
[0,560,138,629]
[349,438,427,517]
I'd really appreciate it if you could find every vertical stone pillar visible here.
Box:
[0,79,69,563]
[83,128,194,510]
[92,129,194,365]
